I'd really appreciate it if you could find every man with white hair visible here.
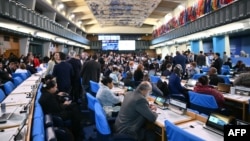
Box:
[67,50,82,102]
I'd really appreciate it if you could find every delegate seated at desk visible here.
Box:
[38,79,82,140]
[168,64,190,105]
[193,75,225,108]
[208,67,225,86]
[96,76,124,107]
[114,81,158,141]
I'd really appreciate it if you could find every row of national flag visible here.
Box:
[153,0,235,38]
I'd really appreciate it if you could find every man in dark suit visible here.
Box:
[172,51,188,76]
[196,51,206,68]
[53,52,74,94]
[211,52,223,75]
[115,81,158,141]
[81,54,101,92]
[66,50,82,102]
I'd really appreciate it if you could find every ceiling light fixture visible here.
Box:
[78,21,82,25]
[58,3,64,10]
[70,14,75,19]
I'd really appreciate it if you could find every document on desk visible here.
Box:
[111,87,126,94]
[3,94,31,106]
[11,86,32,94]
[156,108,192,126]
[178,120,223,141]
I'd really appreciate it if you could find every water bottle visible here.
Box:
[1,103,6,113]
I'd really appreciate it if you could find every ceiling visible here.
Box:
[61,0,186,34]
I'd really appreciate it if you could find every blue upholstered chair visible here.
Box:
[94,101,111,141]
[13,76,23,87]
[150,75,160,84]
[201,67,210,74]
[94,101,136,141]
[12,73,28,80]
[86,92,99,124]
[218,75,231,84]
[86,92,98,111]
[0,89,6,102]
[192,74,205,80]
[165,120,204,141]
[32,117,45,137]
[3,81,15,95]
[188,91,218,116]
[222,65,230,69]
[89,80,100,96]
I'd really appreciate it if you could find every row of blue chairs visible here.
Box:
[32,83,45,141]
[0,72,31,103]
[201,65,231,75]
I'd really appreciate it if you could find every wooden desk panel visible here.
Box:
[223,94,250,121]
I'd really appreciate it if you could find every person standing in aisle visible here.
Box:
[53,52,74,94]
[211,52,223,75]
[81,54,101,92]
[67,50,82,102]
[196,51,206,68]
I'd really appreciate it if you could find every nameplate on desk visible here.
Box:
[169,99,187,109]
[169,99,187,115]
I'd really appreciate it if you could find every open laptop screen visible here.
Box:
[206,113,231,132]
[154,96,166,107]
[186,79,197,87]
[217,83,231,93]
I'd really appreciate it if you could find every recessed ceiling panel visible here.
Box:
[85,0,161,27]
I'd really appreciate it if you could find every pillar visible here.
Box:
[190,40,203,55]
[19,37,30,56]
[43,42,51,57]
[212,35,229,58]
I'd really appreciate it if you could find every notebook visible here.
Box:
[203,112,232,136]
[154,96,168,110]
[185,79,197,87]
[217,83,231,93]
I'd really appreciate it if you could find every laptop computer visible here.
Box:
[185,79,197,87]
[0,106,19,124]
[217,83,231,94]
[203,112,233,136]
[168,98,187,114]
[154,96,168,110]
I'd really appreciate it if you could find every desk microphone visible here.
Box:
[26,93,32,98]
[19,101,31,114]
